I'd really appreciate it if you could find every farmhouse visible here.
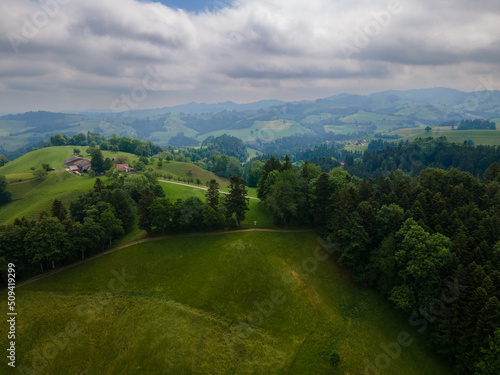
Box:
[64,156,91,173]
[63,156,82,165]
[115,164,130,173]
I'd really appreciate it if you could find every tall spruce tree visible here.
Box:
[205,179,220,210]
[138,187,155,233]
[225,175,249,227]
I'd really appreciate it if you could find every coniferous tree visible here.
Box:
[0,175,12,207]
[225,175,249,227]
[205,179,220,210]
[51,199,67,221]
[138,187,155,233]
[310,172,332,230]
[257,157,281,199]
[93,178,105,192]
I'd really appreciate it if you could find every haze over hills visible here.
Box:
[61,87,500,117]
[1,87,500,159]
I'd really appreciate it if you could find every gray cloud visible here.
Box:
[0,0,500,113]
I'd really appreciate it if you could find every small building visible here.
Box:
[64,156,91,174]
[63,156,82,166]
[74,159,91,172]
[115,164,130,173]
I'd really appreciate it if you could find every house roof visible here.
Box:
[74,158,91,166]
[64,156,82,164]
[115,164,129,172]
[74,159,91,170]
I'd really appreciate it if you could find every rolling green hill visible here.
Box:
[0,147,230,224]
[2,231,452,374]
[154,160,229,187]
[390,120,500,146]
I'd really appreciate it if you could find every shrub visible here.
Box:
[330,352,340,366]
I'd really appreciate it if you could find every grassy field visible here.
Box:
[340,110,403,124]
[2,231,452,375]
[0,171,96,224]
[0,146,77,175]
[154,161,229,187]
[344,143,369,153]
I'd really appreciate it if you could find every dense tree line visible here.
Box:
[168,132,200,148]
[0,173,250,288]
[138,176,249,234]
[257,155,500,374]
[180,111,257,134]
[457,119,496,130]
[199,134,248,161]
[251,133,359,158]
[48,132,163,157]
[0,154,9,167]
[0,174,12,207]
[350,137,500,178]
[1,111,78,134]
[0,178,137,286]
[129,116,168,139]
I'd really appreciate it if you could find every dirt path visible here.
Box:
[158,180,260,200]
[283,263,321,374]
[2,228,315,292]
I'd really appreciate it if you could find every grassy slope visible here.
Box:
[0,147,233,224]
[405,129,500,145]
[2,231,452,375]
[0,171,96,224]
[391,120,500,146]
[0,147,94,223]
[0,147,133,224]
[154,161,229,187]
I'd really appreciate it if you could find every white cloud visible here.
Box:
[0,0,500,112]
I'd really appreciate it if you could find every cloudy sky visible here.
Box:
[1,0,500,114]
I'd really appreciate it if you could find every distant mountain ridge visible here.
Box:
[2,87,500,159]
[78,99,288,118]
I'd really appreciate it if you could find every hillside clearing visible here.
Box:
[3,231,452,375]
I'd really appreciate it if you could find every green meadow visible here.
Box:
[2,231,452,375]
[154,160,229,187]
[390,121,500,146]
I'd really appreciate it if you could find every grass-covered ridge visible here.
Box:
[6,231,451,375]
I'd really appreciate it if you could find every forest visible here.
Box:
[350,137,500,178]
[256,155,500,373]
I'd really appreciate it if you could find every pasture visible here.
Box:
[3,231,452,375]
